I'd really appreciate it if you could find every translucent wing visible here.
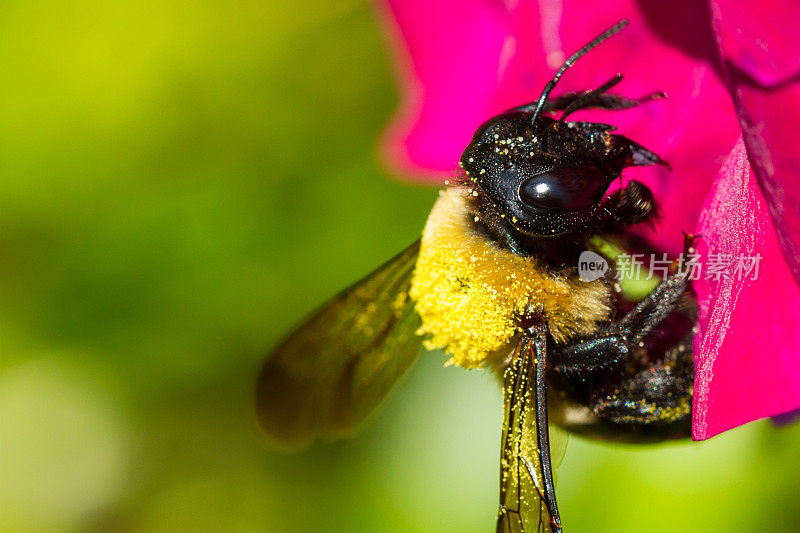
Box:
[497,326,565,533]
[256,240,422,446]
[549,424,569,471]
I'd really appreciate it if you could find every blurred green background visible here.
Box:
[1,1,800,532]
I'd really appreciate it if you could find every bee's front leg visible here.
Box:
[552,255,693,377]
[616,232,699,343]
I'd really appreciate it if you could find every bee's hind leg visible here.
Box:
[549,334,632,377]
[589,347,694,436]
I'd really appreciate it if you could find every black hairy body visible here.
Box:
[460,183,696,443]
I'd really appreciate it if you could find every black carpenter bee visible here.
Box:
[256,20,697,533]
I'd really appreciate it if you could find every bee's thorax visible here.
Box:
[409,187,613,368]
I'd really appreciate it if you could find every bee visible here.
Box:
[256,20,697,533]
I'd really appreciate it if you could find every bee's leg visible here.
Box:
[602,180,658,228]
[550,334,631,376]
[554,231,698,377]
[589,355,693,433]
[618,232,699,341]
[619,274,689,343]
[552,266,692,376]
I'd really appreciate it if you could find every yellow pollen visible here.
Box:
[410,189,611,368]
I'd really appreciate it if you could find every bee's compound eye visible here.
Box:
[519,166,605,210]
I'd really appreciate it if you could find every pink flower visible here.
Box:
[377,0,800,439]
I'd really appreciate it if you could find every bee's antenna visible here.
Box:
[529,19,628,125]
[558,73,623,122]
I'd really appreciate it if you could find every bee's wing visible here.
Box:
[497,327,565,533]
[256,240,422,446]
[549,424,569,470]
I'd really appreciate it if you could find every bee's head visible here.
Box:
[460,111,664,238]
[459,20,666,239]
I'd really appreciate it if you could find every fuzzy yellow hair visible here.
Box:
[410,188,612,368]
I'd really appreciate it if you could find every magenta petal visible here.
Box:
[692,138,800,440]
[735,81,800,292]
[379,0,739,254]
[710,0,800,290]
[521,0,740,253]
[709,0,800,87]
[377,0,514,178]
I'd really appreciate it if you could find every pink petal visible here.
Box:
[377,0,514,178]
[692,138,800,440]
[546,0,739,254]
[378,0,739,253]
[709,0,800,87]
[709,0,800,290]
